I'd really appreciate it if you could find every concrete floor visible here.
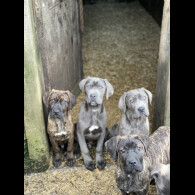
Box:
[24,0,160,194]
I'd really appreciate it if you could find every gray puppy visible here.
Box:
[76,76,114,171]
[105,126,170,195]
[110,88,152,137]
[149,163,170,195]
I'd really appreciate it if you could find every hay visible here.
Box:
[24,0,160,194]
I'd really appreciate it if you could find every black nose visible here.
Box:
[129,160,137,166]
[138,107,145,113]
[90,94,96,99]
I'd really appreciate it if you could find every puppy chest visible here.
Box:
[84,125,102,139]
[48,120,71,141]
[53,131,71,142]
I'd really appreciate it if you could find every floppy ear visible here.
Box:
[137,134,150,150]
[79,77,90,93]
[151,172,159,180]
[103,79,114,100]
[65,91,77,110]
[118,92,127,112]
[105,136,120,161]
[42,89,55,108]
[141,87,152,105]
[132,134,150,155]
[148,165,159,180]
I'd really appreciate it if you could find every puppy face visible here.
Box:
[118,88,152,118]
[118,137,144,177]
[47,89,76,119]
[105,134,149,178]
[79,77,114,106]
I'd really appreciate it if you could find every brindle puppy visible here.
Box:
[43,89,76,167]
[105,126,170,195]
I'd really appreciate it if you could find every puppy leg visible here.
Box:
[49,137,62,167]
[77,130,95,171]
[66,134,74,167]
[96,129,106,171]
[73,123,81,159]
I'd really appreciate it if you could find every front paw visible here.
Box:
[85,160,96,171]
[66,159,74,167]
[97,159,106,170]
[53,158,62,167]
[74,149,81,159]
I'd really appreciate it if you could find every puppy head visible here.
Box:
[79,77,114,106]
[118,88,152,118]
[43,89,76,119]
[148,163,170,194]
[105,134,149,178]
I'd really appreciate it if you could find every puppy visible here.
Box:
[149,163,170,195]
[110,88,152,137]
[43,89,76,167]
[105,126,170,194]
[76,76,114,171]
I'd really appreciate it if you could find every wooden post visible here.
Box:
[24,0,50,172]
[152,0,170,132]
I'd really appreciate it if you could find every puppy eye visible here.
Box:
[137,147,142,151]
[87,84,92,88]
[50,99,55,103]
[98,85,103,89]
[120,148,126,153]
[61,100,67,104]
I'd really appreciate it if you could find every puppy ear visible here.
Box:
[105,136,120,161]
[148,165,159,180]
[137,134,150,150]
[103,79,114,100]
[132,134,150,155]
[151,172,159,180]
[141,87,152,105]
[65,91,77,110]
[118,92,127,112]
[42,89,55,108]
[79,77,90,93]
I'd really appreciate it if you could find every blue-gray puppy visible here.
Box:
[76,76,114,171]
[149,163,170,195]
[110,88,152,137]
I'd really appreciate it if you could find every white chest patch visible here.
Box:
[55,132,67,136]
[89,125,99,132]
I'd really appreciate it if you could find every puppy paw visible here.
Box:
[66,159,74,167]
[74,152,80,159]
[85,160,96,171]
[87,142,92,149]
[97,159,106,171]
[53,158,62,167]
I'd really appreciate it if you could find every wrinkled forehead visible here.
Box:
[50,92,69,101]
[86,78,106,87]
[126,89,145,98]
[118,137,143,148]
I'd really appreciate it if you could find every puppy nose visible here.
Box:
[138,107,145,113]
[129,160,136,166]
[90,94,96,99]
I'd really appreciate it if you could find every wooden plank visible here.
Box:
[32,0,83,95]
[152,0,170,131]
